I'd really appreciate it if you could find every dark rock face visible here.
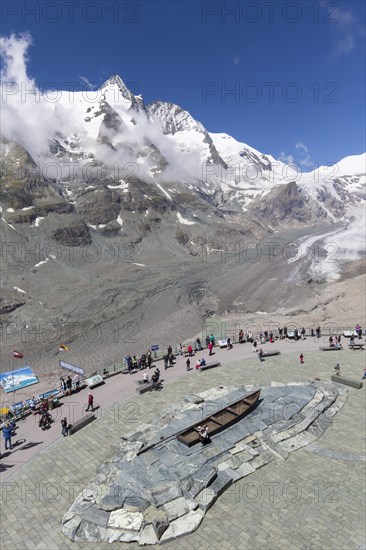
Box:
[75,188,121,225]
[50,215,92,246]
[248,181,316,227]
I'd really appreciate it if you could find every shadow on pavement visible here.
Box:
[19,441,43,451]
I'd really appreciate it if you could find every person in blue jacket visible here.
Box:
[2,423,13,450]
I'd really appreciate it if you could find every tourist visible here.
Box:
[362,369,366,380]
[311,328,314,337]
[252,340,257,353]
[2,423,13,451]
[301,327,306,339]
[186,358,191,371]
[329,336,334,347]
[66,376,72,396]
[269,331,274,343]
[86,392,94,412]
[132,356,137,370]
[163,355,168,370]
[300,353,304,364]
[143,372,149,383]
[179,343,183,356]
[258,349,264,362]
[239,329,244,343]
[227,337,233,350]
[316,326,321,338]
[278,327,283,340]
[196,358,201,370]
[168,353,174,367]
[197,425,209,442]
[60,376,67,392]
[196,338,202,351]
[205,335,210,348]
[200,357,206,367]
[61,417,69,437]
[208,341,213,356]
[147,353,152,369]
[210,334,215,345]
[188,345,193,357]
[29,397,36,414]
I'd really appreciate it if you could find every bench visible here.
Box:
[331,375,362,389]
[261,350,281,357]
[135,382,153,394]
[69,413,96,435]
[348,344,365,351]
[198,361,221,371]
[319,346,343,351]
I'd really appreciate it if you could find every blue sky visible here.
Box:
[1,0,365,168]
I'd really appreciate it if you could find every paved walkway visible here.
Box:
[0,338,365,549]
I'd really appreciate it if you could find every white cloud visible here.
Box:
[0,33,212,187]
[334,34,355,56]
[278,152,294,164]
[300,156,314,168]
[295,142,308,154]
[79,76,97,90]
[320,1,364,57]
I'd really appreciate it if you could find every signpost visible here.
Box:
[151,345,159,358]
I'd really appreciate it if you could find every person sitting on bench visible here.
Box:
[197,425,209,442]
[143,372,149,383]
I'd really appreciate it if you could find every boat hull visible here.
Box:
[177,389,261,447]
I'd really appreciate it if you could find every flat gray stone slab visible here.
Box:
[61,382,346,545]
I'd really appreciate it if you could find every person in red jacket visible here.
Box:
[86,392,94,412]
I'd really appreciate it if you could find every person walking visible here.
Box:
[61,417,69,436]
[2,423,13,450]
[252,340,257,353]
[258,349,264,362]
[208,341,213,356]
[186,358,191,371]
[300,353,304,364]
[86,392,94,412]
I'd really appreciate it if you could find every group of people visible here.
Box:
[125,351,153,372]
[141,368,161,390]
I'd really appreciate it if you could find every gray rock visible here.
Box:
[80,506,110,529]
[160,511,203,542]
[108,509,143,531]
[150,482,182,507]
[139,524,158,546]
[152,516,169,540]
[208,471,233,498]
[192,464,217,487]
[61,513,82,542]
[194,487,216,511]
[163,496,189,521]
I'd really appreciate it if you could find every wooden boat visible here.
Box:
[177,389,261,447]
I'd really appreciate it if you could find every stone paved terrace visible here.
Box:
[0,346,365,550]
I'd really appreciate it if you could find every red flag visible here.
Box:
[13,350,23,359]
